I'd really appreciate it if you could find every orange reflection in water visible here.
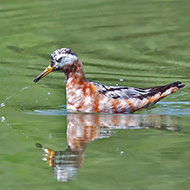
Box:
[36,113,180,182]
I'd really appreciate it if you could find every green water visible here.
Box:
[0,0,190,189]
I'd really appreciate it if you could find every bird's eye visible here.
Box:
[57,57,62,63]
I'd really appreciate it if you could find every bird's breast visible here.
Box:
[66,80,100,113]
[66,80,134,113]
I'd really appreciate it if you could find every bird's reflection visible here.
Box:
[36,113,180,182]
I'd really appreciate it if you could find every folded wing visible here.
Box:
[93,81,185,112]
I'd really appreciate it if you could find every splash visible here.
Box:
[1,103,5,107]
[0,85,31,108]
[1,116,5,122]
[19,86,31,92]
[1,93,16,107]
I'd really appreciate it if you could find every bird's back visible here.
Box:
[66,79,185,113]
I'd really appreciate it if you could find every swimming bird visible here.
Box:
[33,48,185,113]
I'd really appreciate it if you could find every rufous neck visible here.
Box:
[64,59,86,83]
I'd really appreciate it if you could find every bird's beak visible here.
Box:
[33,65,53,83]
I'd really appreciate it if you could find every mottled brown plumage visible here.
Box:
[33,48,185,113]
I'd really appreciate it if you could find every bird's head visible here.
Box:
[33,48,78,83]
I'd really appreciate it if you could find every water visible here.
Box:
[0,0,190,189]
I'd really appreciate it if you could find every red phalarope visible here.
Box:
[34,48,185,113]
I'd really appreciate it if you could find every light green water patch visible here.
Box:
[0,0,190,189]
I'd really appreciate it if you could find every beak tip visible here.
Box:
[33,78,38,83]
[33,65,53,84]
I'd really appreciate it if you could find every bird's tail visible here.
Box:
[133,81,186,112]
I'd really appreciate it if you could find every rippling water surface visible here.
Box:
[0,0,190,190]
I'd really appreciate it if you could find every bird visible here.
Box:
[33,48,185,114]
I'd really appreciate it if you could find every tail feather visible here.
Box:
[143,81,185,98]
[134,81,186,111]
[171,81,186,89]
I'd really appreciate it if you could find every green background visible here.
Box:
[0,0,190,189]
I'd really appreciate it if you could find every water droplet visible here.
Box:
[1,103,5,107]
[120,79,124,82]
[42,158,47,161]
[1,116,5,122]
[20,86,31,92]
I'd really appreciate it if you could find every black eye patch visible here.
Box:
[57,57,62,63]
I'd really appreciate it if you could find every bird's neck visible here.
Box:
[64,59,86,84]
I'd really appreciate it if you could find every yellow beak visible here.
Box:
[33,65,53,83]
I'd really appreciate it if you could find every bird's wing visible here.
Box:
[92,81,185,100]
